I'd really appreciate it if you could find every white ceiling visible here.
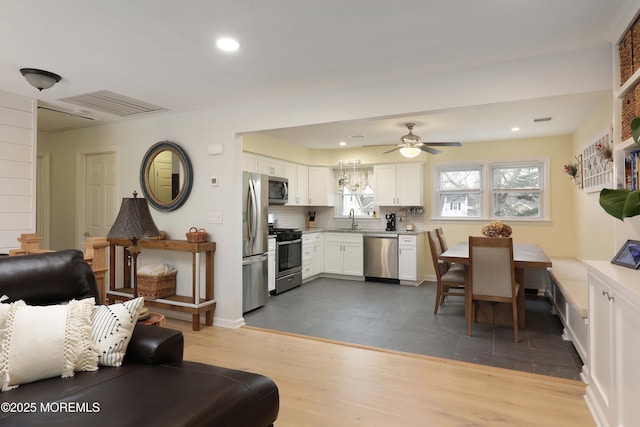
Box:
[0,1,624,147]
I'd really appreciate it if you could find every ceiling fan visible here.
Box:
[380,123,461,158]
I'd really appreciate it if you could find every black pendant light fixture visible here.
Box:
[20,68,62,91]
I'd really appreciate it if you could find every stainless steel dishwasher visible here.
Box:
[364,233,399,281]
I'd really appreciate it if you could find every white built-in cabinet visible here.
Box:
[307,166,334,206]
[584,261,640,427]
[285,162,308,206]
[613,8,640,194]
[323,232,363,277]
[302,232,323,281]
[373,162,423,206]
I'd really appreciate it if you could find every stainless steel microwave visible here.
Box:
[268,176,288,204]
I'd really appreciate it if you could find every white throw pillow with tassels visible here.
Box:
[0,296,98,391]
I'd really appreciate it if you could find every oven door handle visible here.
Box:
[277,239,301,246]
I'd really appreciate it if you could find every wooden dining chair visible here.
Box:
[427,229,468,315]
[467,236,520,342]
[435,227,464,272]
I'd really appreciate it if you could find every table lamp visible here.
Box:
[107,191,160,297]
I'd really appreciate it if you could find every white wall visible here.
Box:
[0,90,36,253]
[37,45,613,327]
[572,96,621,261]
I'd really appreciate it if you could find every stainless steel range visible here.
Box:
[269,228,302,295]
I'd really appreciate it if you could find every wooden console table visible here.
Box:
[106,238,216,331]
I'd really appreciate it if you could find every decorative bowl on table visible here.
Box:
[481,220,512,237]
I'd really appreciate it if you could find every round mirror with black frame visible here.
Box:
[140,141,193,211]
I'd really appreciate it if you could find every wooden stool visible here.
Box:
[138,312,165,327]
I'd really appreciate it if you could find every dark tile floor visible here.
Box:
[244,277,585,381]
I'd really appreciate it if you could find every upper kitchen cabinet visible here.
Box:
[258,156,285,177]
[374,162,423,206]
[242,152,286,177]
[285,162,308,206]
[308,166,335,206]
[243,152,258,173]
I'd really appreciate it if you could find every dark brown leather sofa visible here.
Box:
[0,250,279,426]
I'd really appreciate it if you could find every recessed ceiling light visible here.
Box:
[339,141,347,146]
[511,127,520,132]
[216,37,240,52]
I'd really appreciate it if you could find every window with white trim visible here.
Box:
[491,164,541,217]
[437,166,482,218]
[334,165,375,217]
[435,160,546,220]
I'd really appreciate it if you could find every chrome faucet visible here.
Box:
[349,208,357,230]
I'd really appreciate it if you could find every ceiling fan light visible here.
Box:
[399,146,421,158]
[20,68,61,91]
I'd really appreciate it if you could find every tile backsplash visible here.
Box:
[268,205,424,231]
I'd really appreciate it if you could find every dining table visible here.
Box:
[439,242,552,328]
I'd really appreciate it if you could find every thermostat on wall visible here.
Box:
[210,176,220,186]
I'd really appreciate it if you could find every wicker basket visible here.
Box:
[622,90,637,141]
[186,227,208,243]
[137,270,177,299]
[633,17,640,73]
[620,29,634,85]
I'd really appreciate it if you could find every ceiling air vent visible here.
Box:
[60,90,167,117]
[349,134,365,139]
[532,116,552,123]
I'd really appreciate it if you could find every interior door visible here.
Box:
[84,152,117,241]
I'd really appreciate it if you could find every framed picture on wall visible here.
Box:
[611,239,640,269]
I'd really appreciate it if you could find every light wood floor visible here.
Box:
[166,319,595,427]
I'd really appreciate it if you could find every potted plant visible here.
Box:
[598,117,640,220]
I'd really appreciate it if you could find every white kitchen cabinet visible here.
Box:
[258,156,285,177]
[585,261,640,427]
[243,152,258,173]
[373,162,423,206]
[285,162,308,206]
[307,166,334,206]
[587,271,615,427]
[398,235,417,281]
[302,232,323,281]
[267,237,276,293]
[311,233,323,276]
[323,232,363,277]
[398,233,425,284]
[243,152,284,177]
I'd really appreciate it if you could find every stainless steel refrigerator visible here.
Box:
[242,172,269,313]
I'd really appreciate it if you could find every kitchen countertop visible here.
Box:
[301,228,425,236]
